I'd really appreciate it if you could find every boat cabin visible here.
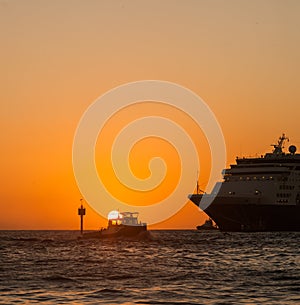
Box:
[107,211,141,226]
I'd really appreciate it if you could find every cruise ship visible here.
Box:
[189,135,300,231]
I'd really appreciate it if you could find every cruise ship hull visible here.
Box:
[189,194,300,232]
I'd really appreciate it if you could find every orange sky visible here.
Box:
[1,0,300,229]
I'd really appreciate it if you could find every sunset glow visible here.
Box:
[1,0,300,229]
[107,210,122,220]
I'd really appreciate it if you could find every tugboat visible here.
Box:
[189,134,300,232]
[196,218,218,231]
[79,210,148,239]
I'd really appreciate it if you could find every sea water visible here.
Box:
[0,230,299,304]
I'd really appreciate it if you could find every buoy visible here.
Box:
[77,199,86,235]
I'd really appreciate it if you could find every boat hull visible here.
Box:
[80,224,147,239]
[189,194,300,232]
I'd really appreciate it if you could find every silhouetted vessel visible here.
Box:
[196,218,218,231]
[80,211,147,239]
[189,135,300,232]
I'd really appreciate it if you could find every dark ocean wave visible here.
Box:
[0,230,299,305]
[43,275,77,282]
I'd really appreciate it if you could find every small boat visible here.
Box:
[196,218,218,231]
[79,210,148,239]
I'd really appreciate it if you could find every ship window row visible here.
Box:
[279,185,294,190]
[234,164,298,169]
[277,199,289,203]
[224,176,274,181]
[224,176,293,182]
[234,165,284,168]
[276,193,291,198]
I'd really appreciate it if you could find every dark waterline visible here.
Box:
[0,230,299,304]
